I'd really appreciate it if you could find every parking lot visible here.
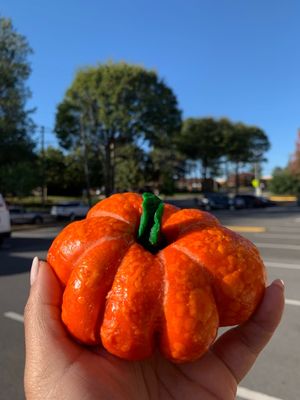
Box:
[0,205,299,400]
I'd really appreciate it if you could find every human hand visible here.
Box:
[24,258,284,400]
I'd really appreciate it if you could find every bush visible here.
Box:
[269,169,300,195]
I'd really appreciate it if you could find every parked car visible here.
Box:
[9,205,44,224]
[50,201,89,221]
[0,194,11,245]
[257,196,277,207]
[230,194,277,209]
[201,193,230,210]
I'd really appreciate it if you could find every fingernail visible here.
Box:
[30,257,39,285]
[273,279,285,290]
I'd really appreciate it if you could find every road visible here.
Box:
[0,206,299,400]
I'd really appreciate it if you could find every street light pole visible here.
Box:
[254,161,262,196]
[40,126,47,205]
[79,114,92,207]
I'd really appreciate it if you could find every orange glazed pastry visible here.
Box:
[47,192,266,363]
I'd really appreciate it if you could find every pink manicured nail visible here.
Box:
[30,257,39,285]
[273,279,285,290]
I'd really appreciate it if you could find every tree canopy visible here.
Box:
[269,167,300,195]
[177,118,224,179]
[0,17,35,194]
[221,120,270,165]
[55,62,182,195]
[114,143,146,193]
[176,117,270,192]
[221,119,270,192]
[270,133,300,195]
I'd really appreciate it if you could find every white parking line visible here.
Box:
[237,386,283,400]
[4,311,24,323]
[255,243,300,251]
[265,261,300,270]
[253,233,300,240]
[285,299,300,306]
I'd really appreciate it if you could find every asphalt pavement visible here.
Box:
[0,205,299,400]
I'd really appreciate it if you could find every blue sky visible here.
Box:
[2,0,300,175]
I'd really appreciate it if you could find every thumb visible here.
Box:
[24,257,65,347]
[212,279,285,383]
[24,259,81,399]
[24,258,73,378]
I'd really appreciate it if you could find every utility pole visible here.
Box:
[74,91,92,206]
[253,161,262,197]
[40,126,47,205]
[79,115,92,207]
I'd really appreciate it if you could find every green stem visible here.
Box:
[138,192,164,252]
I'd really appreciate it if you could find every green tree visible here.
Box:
[271,132,300,197]
[41,147,67,195]
[39,147,104,196]
[270,134,300,196]
[114,144,146,192]
[0,161,38,197]
[145,147,185,194]
[221,120,270,193]
[269,167,300,195]
[177,118,224,181]
[55,62,182,196]
[288,132,300,178]
[0,17,35,193]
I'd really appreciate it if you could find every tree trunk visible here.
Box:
[224,160,229,190]
[82,153,92,206]
[79,117,92,206]
[235,162,240,194]
[201,160,208,192]
[104,140,115,197]
[110,141,115,194]
[202,160,207,180]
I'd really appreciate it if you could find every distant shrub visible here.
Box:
[269,168,300,195]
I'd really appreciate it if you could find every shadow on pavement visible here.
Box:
[0,236,53,276]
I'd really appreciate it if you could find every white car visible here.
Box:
[0,194,11,245]
[50,201,89,221]
[9,205,44,224]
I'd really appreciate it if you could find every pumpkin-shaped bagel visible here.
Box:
[47,192,266,363]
